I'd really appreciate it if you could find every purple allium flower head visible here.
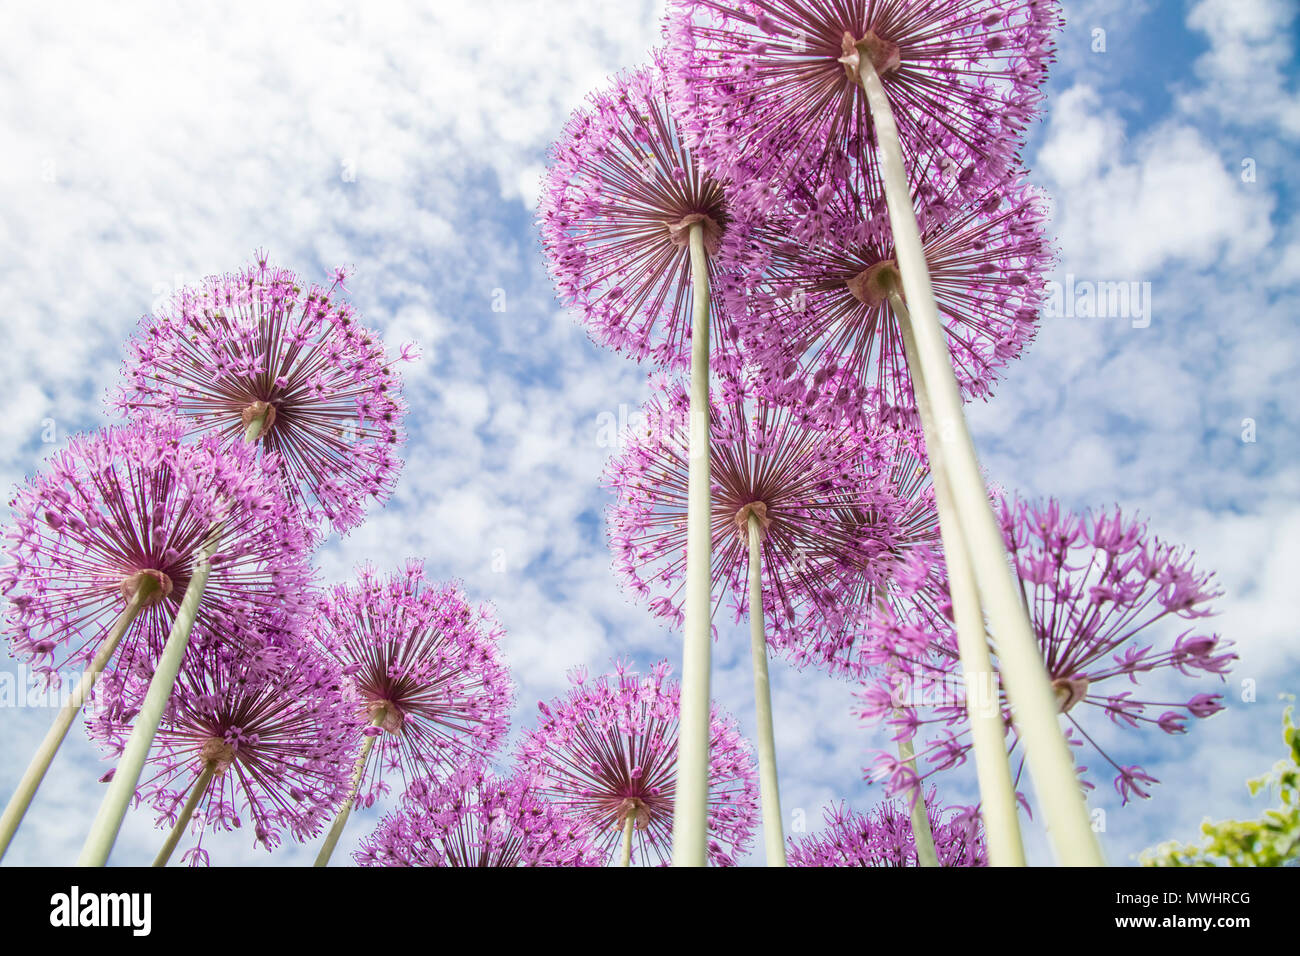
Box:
[725,180,1051,417]
[517,661,759,866]
[355,764,603,867]
[539,54,748,373]
[2,417,314,690]
[115,255,413,536]
[788,793,986,867]
[774,420,943,672]
[89,620,356,865]
[308,561,514,808]
[605,375,898,639]
[663,0,1062,239]
[856,496,1234,807]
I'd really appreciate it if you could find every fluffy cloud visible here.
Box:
[1180,0,1300,139]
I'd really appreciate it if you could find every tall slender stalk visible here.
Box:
[852,51,1103,866]
[152,760,216,867]
[671,221,713,867]
[314,723,380,868]
[0,581,157,862]
[894,734,939,867]
[746,512,787,866]
[893,291,1026,866]
[876,591,941,867]
[619,813,634,867]
[77,414,268,867]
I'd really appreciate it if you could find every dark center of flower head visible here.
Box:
[367,700,405,735]
[840,29,902,81]
[616,796,653,831]
[119,568,174,607]
[241,400,279,438]
[1052,676,1090,714]
[845,259,902,307]
[200,737,238,774]
[665,211,725,257]
[734,500,773,540]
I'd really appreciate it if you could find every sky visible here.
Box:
[0,0,1297,868]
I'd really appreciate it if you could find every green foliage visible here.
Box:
[1140,705,1300,867]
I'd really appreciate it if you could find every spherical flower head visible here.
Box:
[2,417,315,696]
[89,619,356,865]
[309,561,515,808]
[355,764,603,867]
[605,375,902,647]
[518,661,759,866]
[114,255,413,536]
[856,496,1234,807]
[772,419,943,673]
[539,52,748,374]
[726,180,1051,418]
[663,0,1062,239]
[788,794,986,867]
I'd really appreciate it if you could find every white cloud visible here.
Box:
[1038,86,1275,277]
[1180,0,1300,139]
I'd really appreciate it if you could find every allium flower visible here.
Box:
[788,794,986,867]
[3,418,314,690]
[605,377,889,635]
[856,496,1235,806]
[664,0,1062,238]
[309,561,514,807]
[539,54,746,373]
[518,662,759,866]
[89,620,356,866]
[115,253,411,535]
[355,765,602,867]
[772,421,942,672]
[725,181,1050,417]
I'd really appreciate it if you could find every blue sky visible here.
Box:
[0,0,1297,867]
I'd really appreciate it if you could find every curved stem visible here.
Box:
[746,514,787,866]
[855,55,1103,866]
[671,221,713,868]
[0,583,154,862]
[893,291,1026,866]
[152,761,216,867]
[77,413,268,867]
[314,721,381,868]
[618,813,634,868]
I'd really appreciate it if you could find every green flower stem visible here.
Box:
[746,513,787,866]
[671,220,713,868]
[894,734,940,867]
[854,51,1102,866]
[152,760,216,867]
[76,413,268,867]
[619,813,635,868]
[0,579,157,862]
[892,290,1026,866]
[314,720,381,868]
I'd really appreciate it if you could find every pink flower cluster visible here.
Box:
[517,661,759,866]
[4,417,314,691]
[356,764,603,867]
[663,0,1061,239]
[788,794,986,867]
[115,254,412,535]
[90,618,357,865]
[856,497,1234,806]
[309,561,515,807]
